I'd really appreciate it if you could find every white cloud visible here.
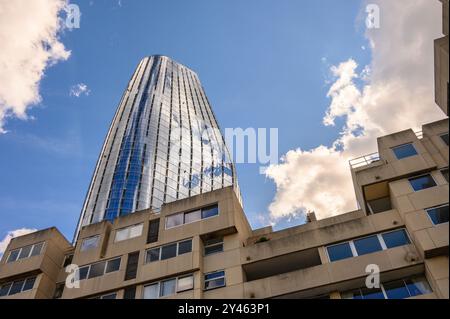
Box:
[0,0,70,133]
[0,228,37,257]
[266,0,446,221]
[70,83,91,97]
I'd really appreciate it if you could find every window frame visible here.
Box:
[165,204,219,229]
[80,235,100,252]
[425,204,449,226]
[77,256,122,281]
[204,238,224,256]
[144,238,192,264]
[7,242,45,263]
[114,223,144,243]
[142,274,194,299]
[391,143,418,160]
[204,270,226,291]
[0,276,36,297]
[408,173,437,192]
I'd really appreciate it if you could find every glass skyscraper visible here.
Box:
[75,55,240,239]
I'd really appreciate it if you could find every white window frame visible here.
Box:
[7,242,45,263]
[142,274,194,299]
[204,270,226,291]
[165,204,219,229]
[326,228,411,262]
[204,238,224,256]
[80,235,100,252]
[391,143,418,160]
[78,256,122,281]
[144,238,192,264]
[114,223,143,243]
[408,173,437,192]
[0,276,36,297]
[425,203,449,226]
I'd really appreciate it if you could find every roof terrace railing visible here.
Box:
[349,152,381,169]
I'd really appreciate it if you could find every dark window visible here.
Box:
[18,245,32,260]
[204,271,225,290]
[427,205,449,225]
[22,277,36,291]
[101,293,117,299]
[78,266,89,280]
[360,287,385,299]
[204,238,224,256]
[353,235,382,256]
[0,283,12,297]
[63,254,74,267]
[392,143,418,160]
[178,240,192,255]
[409,174,436,191]
[88,262,106,279]
[202,205,219,219]
[146,248,160,263]
[327,242,353,262]
[8,280,25,295]
[382,229,410,248]
[147,219,160,244]
[441,168,449,183]
[30,243,44,257]
[7,250,20,263]
[441,133,449,146]
[161,243,177,260]
[105,258,121,273]
[124,252,139,280]
[123,286,136,299]
[367,196,392,214]
[53,283,65,299]
[383,280,410,299]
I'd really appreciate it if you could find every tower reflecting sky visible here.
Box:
[76,55,240,238]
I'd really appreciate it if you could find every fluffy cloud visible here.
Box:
[0,0,70,133]
[0,228,37,257]
[266,0,446,221]
[70,83,91,97]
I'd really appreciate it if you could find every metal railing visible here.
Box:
[349,152,381,169]
[414,130,423,139]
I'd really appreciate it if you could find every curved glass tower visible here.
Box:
[75,55,240,239]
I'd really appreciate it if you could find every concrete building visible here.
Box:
[435,0,449,115]
[1,118,448,299]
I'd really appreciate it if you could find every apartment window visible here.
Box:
[53,283,65,299]
[105,257,121,273]
[326,242,354,262]
[0,276,36,297]
[342,276,431,299]
[441,168,449,183]
[326,228,411,262]
[426,204,449,225]
[80,235,99,252]
[441,133,449,146]
[147,219,160,244]
[204,238,224,256]
[142,274,194,299]
[367,196,392,214]
[409,174,437,191]
[123,286,136,299]
[89,261,107,279]
[165,204,219,229]
[145,239,192,263]
[7,242,45,263]
[115,223,143,242]
[124,252,139,280]
[76,257,121,281]
[204,270,226,290]
[63,254,74,268]
[392,143,418,160]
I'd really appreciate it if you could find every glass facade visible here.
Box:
[76,56,240,239]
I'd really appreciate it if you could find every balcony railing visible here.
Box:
[414,130,423,139]
[349,152,381,169]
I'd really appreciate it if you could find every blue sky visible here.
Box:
[0,0,374,242]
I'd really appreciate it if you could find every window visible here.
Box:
[142,274,194,299]
[105,258,121,273]
[409,174,436,191]
[100,293,117,299]
[165,204,219,229]
[326,228,411,262]
[326,242,354,262]
[76,257,121,281]
[204,238,224,256]
[426,204,449,225]
[7,242,45,263]
[392,143,418,160]
[441,168,449,183]
[88,261,106,279]
[63,254,74,267]
[178,240,192,255]
[147,219,160,244]
[53,283,65,299]
[440,133,449,146]
[78,266,89,280]
[342,276,431,299]
[177,275,194,292]
[0,276,36,297]
[204,270,225,290]
[145,239,192,263]
[353,235,383,256]
[124,252,139,280]
[367,196,392,214]
[80,235,99,252]
[123,286,136,299]
[114,223,143,242]
[165,213,184,229]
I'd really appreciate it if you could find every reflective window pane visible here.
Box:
[161,243,177,260]
[30,243,44,257]
[392,143,418,160]
[160,279,176,297]
[105,258,121,273]
[101,293,117,299]
[177,275,194,292]
[202,205,219,219]
[9,280,25,295]
[409,175,436,191]
[78,266,89,280]
[405,277,432,297]
[382,229,410,248]
[115,229,129,242]
[146,248,160,263]
[353,235,382,256]
[22,277,36,291]
[178,240,192,255]
[88,262,105,279]
[383,280,410,299]
[184,210,201,224]
[327,242,353,262]
[360,287,385,299]
[7,250,20,263]
[129,224,143,239]
[81,236,99,251]
[427,205,449,225]
[165,213,184,229]
[205,277,225,290]
[143,283,159,299]
[18,245,32,259]
[0,283,12,297]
